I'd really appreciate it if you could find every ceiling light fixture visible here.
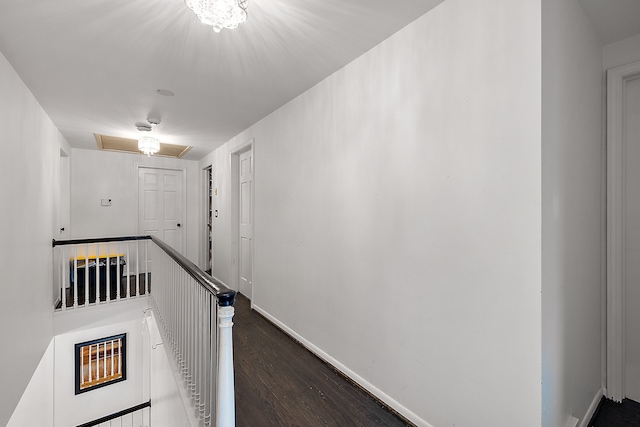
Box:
[138,136,160,156]
[184,0,248,33]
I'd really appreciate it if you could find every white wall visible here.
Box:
[70,148,200,264]
[53,318,145,427]
[10,297,193,427]
[604,33,640,71]
[144,312,194,427]
[0,51,70,425]
[541,1,604,426]
[7,340,54,427]
[202,0,542,425]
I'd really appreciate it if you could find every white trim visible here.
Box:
[606,60,640,402]
[201,165,213,271]
[577,387,603,427]
[230,138,254,296]
[252,303,434,427]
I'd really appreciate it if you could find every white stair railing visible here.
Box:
[76,400,151,427]
[52,236,150,310]
[52,236,237,427]
[148,236,236,427]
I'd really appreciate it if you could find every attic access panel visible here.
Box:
[95,134,191,158]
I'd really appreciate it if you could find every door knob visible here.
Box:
[177,223,182,227]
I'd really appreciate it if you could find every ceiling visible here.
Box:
[577,0,640,45]
[0,0,445,160]
[0,1,638,161]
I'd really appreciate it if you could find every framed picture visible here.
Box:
[75,333,126,395]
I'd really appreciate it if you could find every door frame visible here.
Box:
[606,60,640,402]
[135,165,187,254]
[230,139,254,297]
[202,165,213,272]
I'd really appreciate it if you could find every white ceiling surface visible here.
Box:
[0,0,445,160]
[577,0,640,46]
[1,1,639,161]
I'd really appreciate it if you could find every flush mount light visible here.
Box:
[184,0,248,33]
[138,136,160,156]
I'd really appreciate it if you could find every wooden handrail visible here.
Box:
[52,235,151,247]
[149,235,236,306]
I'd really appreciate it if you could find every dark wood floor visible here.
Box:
[589,397,640,426]
[233,294,412,427]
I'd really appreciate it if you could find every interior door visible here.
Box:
[239,150,253,299]
[138,167,184,254]
[624,76,640,401]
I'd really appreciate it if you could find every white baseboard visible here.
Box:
[251,303,433,427]
[578,387,603,427]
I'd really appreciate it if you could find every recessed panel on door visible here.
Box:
[144,173,158,186]
[164,191,178,220]
[144,191,159,220]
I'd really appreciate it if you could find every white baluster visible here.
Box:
[73,246,79,308]
[144,240,148,295]
[81,345,86,387]
[115,241,119,302]
[89,344,94,383]
[101,342,105,380]
[216,304,235,427]
[118,337,122,374]
[127,242,132,296]
[97,243,101,303]
[207,294,214,426]
[84,243,89,305]
[106,245,111,303]
[135,241,140,300]
[60,246,66,310]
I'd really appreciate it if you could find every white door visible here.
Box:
[239,150,253,299]
[625,76,640,401]
[138,167,184,254]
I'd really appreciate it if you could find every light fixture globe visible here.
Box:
[138,136,160,156]
[185,0,247,33]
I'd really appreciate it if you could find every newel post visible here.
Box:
[216,292,236,427]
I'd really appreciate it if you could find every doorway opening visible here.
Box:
[203,166,213,274]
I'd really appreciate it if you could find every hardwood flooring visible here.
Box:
[233,294,412,427]
[589,397,640,426]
